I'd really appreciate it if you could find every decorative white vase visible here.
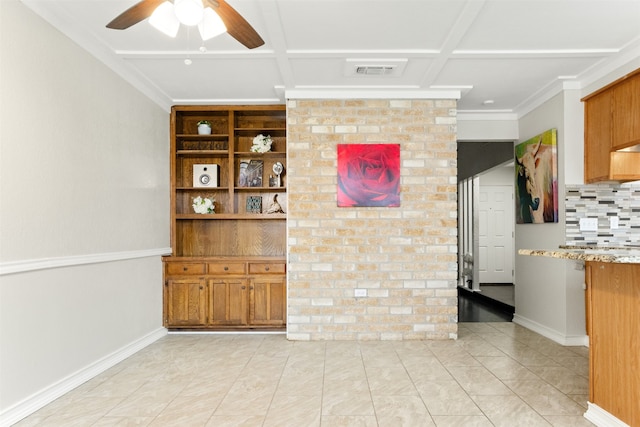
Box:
[198,124,212,135]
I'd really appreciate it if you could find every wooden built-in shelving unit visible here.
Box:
[163,105,287,330]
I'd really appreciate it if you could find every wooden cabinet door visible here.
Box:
[250,276,286,326]
[584,90,612,183]
[612,73,640,150]
[588,262,640,426]
[210,278,248,325]
[165,279,208,327]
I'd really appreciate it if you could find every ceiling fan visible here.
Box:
[106,0,264,49]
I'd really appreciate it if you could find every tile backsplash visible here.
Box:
[565,182,640,247]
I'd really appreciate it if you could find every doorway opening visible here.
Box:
[457,140,516,321]
[458,163,515,321]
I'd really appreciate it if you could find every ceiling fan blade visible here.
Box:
[205,0,264,49]
[106,0,165,30]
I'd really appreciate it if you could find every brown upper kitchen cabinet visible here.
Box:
[582,68,640,183]
[163,105,287,331]
[584,90,612,182]
[612,72,640,150]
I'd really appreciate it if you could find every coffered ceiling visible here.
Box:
[22,0,640,115]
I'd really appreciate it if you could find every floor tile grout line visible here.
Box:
[469,349,550,425]
[261,345,292,426]
[467,327,555,425]
[359,342,381,426]
[319,339,327,424]
[210,335,266,424]
[395,342,450,425]
[446,329,512,424]
[465,324,590,421]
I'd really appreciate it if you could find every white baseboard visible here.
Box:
[513,314,589,346]
[0,327,167,427]
[168,330,286,335]
[585,402,630,427]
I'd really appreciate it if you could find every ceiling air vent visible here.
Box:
[355,65,396,75]
[344,58,408,77]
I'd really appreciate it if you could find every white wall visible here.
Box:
[0,1,169,423]
[457,117,519,142]
[514,90,587,344]
[478,163,513,185]
[562,88,585,185]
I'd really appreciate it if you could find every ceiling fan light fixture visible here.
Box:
[149,1,180,37]
[174,0,204,26]
[198,7,227,41]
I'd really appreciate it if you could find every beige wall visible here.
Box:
[0,1,169,421]
[286,99,458,340]
[514,91,588,345]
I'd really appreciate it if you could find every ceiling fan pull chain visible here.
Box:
[184,26,192,65]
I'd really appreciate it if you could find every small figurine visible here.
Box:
[266,194,285,214]
[272,162,284,187]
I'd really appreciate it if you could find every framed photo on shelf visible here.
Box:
[246,196,262,213]
[238,159,264,188]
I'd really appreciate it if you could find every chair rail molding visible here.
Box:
[0,247,172,276]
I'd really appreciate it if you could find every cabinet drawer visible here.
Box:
[208,263,246,274]
[249,263,286,274]
[166,263,206,275]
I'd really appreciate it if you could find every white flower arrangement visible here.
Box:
[192,196,215,214]
[251,134,273,153]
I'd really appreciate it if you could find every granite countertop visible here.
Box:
[518,246,640,264]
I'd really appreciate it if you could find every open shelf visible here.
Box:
[176,213,286,220]
[169,105,287,255]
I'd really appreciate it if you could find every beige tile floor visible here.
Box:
[15,323,595,426]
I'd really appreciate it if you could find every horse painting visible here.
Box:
[515,129,558,224]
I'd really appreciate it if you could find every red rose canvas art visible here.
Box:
[337,144,401,207]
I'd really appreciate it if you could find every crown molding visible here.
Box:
[286,88,460,100]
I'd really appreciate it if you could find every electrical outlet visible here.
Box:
[579,217,598,231]
[354,289,367,297]
[609,216,619,229]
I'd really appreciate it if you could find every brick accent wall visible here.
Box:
[286,98,458,340]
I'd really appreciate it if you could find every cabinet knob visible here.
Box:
[265,266,270,271]
[242,286,246,290]
[183,267,188,271]
[224,266,229,271]
[250,286,254,290]
[199,286,203,290]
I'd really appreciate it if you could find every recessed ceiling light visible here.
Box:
[184,58,192,65]
[483,100,495,105]
[558,75,577,80]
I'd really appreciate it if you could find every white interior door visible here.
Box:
[478,185,514,283]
